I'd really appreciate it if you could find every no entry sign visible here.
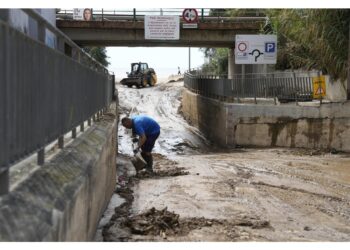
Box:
[182,9,198,23]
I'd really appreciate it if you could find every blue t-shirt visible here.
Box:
[132,115,160,136]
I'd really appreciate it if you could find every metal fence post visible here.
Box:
[58,136,64,149]
[38,148,45,166]
[80,122,85,132]
[37,20,46,43]
[72,128,77,138]
[133,8,136,21]
[88,118,91,126]
[272,74,277,105]
[0,170,9,195]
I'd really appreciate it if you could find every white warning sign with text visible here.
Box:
[145,16,180,40]
[235,35,277,64]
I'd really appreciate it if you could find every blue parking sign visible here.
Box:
[265,42,275,53]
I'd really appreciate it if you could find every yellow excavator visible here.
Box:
[120,62,157,88]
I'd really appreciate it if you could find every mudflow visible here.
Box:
[96,78,350,242]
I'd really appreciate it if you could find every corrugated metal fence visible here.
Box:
[184,72,314,103]
[0,19,113,193]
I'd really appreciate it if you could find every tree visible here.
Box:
[82,47,110,67]
[266,9,350,81]
[200,48,229,75]
[200,9,350,81]
[200,9,266,75]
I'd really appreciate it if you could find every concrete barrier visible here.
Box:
[0,113,117,241]
[182,89,350,152]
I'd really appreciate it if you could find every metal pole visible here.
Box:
[241,65,245,99]
[188,47,191,72]
[201,9,204,22]
[58,136,64,149]
[38,148,45,166]
[0,170,9,195]
[133,8,136,21]
[317,71,322,105]
[72,128,77,138]
[80,122,85,132]
[347,21,350,100]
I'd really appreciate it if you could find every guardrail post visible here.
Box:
[38,148,45,166]
[72,127,77,138]
[0,170,9,195]
[58,136,64,149]
[80,122,85,132]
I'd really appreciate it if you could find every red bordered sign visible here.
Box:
[182,9,198,23]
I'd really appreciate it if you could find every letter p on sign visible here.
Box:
[265,42,275,53]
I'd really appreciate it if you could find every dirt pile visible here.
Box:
[136,168,189,179]
[104,205,272,241]
[125,207,223,238]
[134,153,189,179]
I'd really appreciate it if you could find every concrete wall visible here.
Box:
[325,76,347,102]
[182,89,350,152]
[0,115,116,241]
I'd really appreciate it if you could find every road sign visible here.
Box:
[235,35,277,64]
[312,76,326,98]
[182,9,198,23]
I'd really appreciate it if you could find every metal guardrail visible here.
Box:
[21,9,109,74]
[184,72,314,103]
[56,8,267,23]
[0,14,114,194]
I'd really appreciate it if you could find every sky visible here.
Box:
[107,47,206,79]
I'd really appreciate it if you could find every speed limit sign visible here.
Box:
[182,9,198,23]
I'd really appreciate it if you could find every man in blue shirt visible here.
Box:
[121,115,160,173]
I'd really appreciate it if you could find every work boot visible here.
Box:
[141,152,153,173]
[146,154,153,173]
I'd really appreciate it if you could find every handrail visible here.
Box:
[22,9,109,74]
[56,8,267,23]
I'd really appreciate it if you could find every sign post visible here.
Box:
[234,35,277,103]
[235,35,277,64]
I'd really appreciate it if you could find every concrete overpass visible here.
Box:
[56,17,266,47]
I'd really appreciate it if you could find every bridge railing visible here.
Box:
[56,8,267,23]
[184,71,315,104]
[0,12,114,195]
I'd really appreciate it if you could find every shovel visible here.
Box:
[131,139,147,172]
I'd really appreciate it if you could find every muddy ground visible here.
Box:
[98,79,350,242]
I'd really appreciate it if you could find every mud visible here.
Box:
[97,80,350,242]
[104,196,272,242]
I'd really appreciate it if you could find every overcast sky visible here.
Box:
[107,47,205,78]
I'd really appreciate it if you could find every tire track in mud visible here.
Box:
[110,81,350,241]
